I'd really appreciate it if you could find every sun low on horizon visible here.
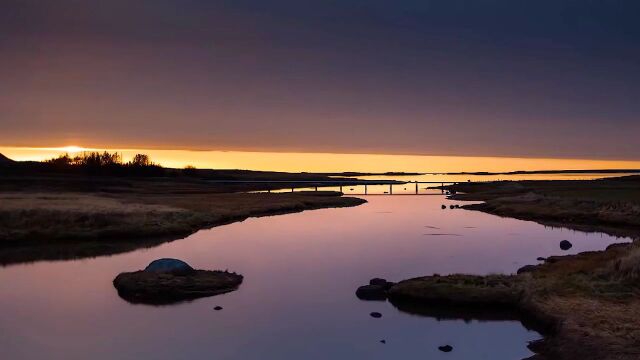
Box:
[55,146,90,153]
[3,145,640,174]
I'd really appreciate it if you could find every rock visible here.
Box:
[356,285,387,300]
[559,240,573,251]
[537,257,546,261]
[369,278,395,289]
[370,312,382,318]
[144,258,195,275]
[441,205,447,209]
[214,306,223,311]
[113,262,243,305]
[438,345,453,352]
[357,278,396,300]
[454,205,461,208]
[517,265,537,274]
[380,340,386,344]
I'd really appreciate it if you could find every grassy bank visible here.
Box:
[386,176,640,359]
[0,152,378,265]
[445,175,640,237]
[0,189,365,265]
[389,242,640,359]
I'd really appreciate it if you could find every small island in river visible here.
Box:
[113,258,243,305]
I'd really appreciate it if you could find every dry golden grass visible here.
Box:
[448,177,640,239]
[609,245,640,280]
[0,191,364,241]
[390,243,640,359]
[0,190,365,264]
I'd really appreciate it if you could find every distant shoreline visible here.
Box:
[433,169,640,176]
[314,169,640,177]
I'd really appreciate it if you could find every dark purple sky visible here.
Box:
[2,0,639,159]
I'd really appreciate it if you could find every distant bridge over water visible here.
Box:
[205,180,461,195]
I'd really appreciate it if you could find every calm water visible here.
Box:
[0,195,629,359]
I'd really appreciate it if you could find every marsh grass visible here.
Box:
[609,245,640,281]
[0,191,365,264]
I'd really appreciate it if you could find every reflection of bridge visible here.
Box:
[206,180,460,195]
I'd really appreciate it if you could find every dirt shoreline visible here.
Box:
[388,176,640,359]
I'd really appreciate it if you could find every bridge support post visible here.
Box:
[389,184,393,195]
[364,184,367,195]
[415,182,418,194]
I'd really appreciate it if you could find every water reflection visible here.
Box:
[0,196,629,359]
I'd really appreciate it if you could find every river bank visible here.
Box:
[0,174,366,265]
[388,241,640,359]
[446,175,640,237]
[385,176,640,359]
[0,154,375,265]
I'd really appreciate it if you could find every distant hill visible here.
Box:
[0,153,15,164]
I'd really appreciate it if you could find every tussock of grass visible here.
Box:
[609,245,640,280]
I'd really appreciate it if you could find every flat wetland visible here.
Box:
[1,165,639,359]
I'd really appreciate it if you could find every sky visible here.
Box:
[2,0,640,160]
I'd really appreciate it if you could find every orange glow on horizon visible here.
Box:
[53,146,90,154]
[2,146,640,173]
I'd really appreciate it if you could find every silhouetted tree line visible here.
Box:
[45,151,165,176]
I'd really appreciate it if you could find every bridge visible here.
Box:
[204,180,461,195]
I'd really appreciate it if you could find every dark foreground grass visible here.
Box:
[391,176,640,359]
[389,243,640,360]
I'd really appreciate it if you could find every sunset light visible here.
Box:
[57,146,88,153]
[2,1,640,359]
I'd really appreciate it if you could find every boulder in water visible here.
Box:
[356,278,395,300]
[439,345,453,352]
[356,285,387,300]
[144,258,195,275]
[560,240,573,251]
[369,278,394,289]
[370,312,382,318]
